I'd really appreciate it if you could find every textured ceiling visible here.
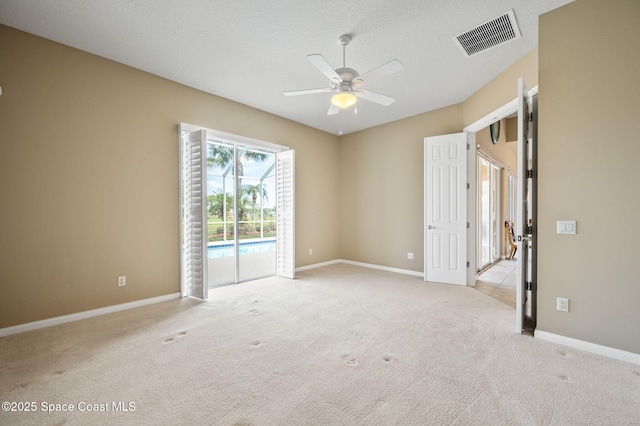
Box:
[0,0,573,135]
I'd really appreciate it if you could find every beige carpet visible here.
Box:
[1,263,639,425]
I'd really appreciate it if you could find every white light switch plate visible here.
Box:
[557,220,577,234]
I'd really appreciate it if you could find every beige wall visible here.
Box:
[0,26,340,328]
[537,0,640,354]
[338,105,463,272]
[505,117,518,142]
[463,49,538,127]
[475,120,518,172]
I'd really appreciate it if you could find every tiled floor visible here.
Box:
[474,259,517,308]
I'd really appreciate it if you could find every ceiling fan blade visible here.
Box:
[356,60,403,86]
[283,88,332,96]
[327,104,340,115]
[355,90,396,106]
[307,54,341,82]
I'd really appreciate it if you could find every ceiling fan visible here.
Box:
[283,35,403,115]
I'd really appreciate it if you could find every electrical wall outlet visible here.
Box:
[118,276,126,287]
[407,252,414,260]
[557,297,569,312]
[309,248,313,255]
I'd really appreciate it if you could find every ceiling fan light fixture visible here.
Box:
[331,91,357,109]
[284,34,402,115]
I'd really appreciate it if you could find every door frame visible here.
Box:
[463,85,538,332]
[178,123,293,298]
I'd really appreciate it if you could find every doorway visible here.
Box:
[463,82,537,334]
[473,129,517,307]
[179,123,295,299]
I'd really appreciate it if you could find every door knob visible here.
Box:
[427,225,436,230]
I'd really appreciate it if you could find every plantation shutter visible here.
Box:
[181,130,208,299]
[276,150,295,279]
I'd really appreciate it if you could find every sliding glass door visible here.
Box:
[508,173,517,224]
[206,141,277,286]
[206,140,237,286]
[477,156,501,271]
[180,123,294,298]
[237,146,276,282]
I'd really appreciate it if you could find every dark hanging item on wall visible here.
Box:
[490,121,500,144]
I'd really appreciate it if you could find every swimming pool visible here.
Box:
[207,240,276,259]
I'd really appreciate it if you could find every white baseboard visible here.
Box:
[0,293,181,338]
[535,330,640,366]
[295,259,342,272]
[296,259,424,278]
[338,259,424,277]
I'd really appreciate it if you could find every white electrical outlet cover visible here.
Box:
[557,297,569,312]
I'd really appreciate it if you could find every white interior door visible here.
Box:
[276,150,295,279]
[424,133,469,285]
[516,78,532,333]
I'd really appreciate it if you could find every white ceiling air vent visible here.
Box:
[453,9,521,57]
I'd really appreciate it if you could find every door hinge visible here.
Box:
[467,182,470,189]
[467,222,470,229]
[467,143,470,150]
[529,112,533,122]
[527,169,533,179]
[528,226,533,234]
[467,261,470,268]
[526,281,533,291]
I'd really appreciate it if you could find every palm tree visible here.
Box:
[240,184,269,226]
[207,145,268,184]
[242,184,269,205]
[207,192,233,218]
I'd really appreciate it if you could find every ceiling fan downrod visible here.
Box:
[338,34,350,68]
